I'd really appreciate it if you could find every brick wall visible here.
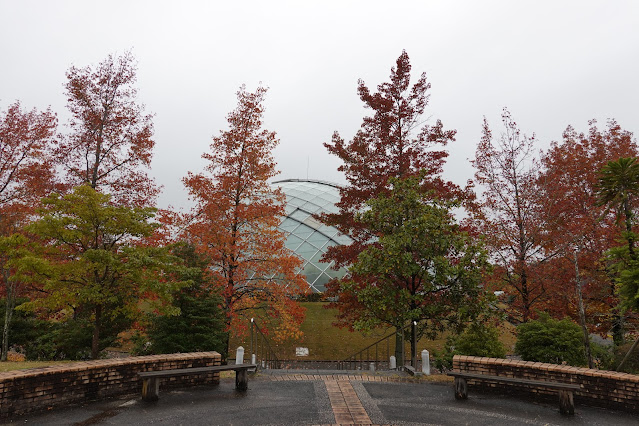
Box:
[452,355,639,412]
[0,351,221,418]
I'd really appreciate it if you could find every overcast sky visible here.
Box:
[1,1,638,210]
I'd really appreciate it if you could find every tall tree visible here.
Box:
[321,51,461,359]
[18,185,185,359]
[344,176,489,363]
[56,52,158,207]
[182,86,307,355]
[472,109,549,323]
[538,121,637,343]
[0,101,57,361]
[597,157,639,369]
[323,51,458,266]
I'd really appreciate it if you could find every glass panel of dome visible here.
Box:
[280,218,300,232]
[285,234,303,250]
[323,204,339,214]
[317,193,339,203]
[302,263,321,284]
[317,225,338,238]
[290,210,310,222]
[308,199,330,211]
[300,202,322,213]
[303,215,322,229]
[292,223,313,239]
[312,273,331,291]
[297,242,319,259]
[310,250,328,266]
[287,197,305,207]
[325,266,347,279]
[314,199,338,211]
[285,189,306,198]
[320,240,338,252]
[305,187,323,196]
[307,231,329,245]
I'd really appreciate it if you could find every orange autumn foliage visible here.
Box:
[0,101,58,232]
[182,86,308,343]
[0,101,58,359]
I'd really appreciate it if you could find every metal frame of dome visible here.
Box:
[272,179,350,292]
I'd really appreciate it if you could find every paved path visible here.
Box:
[4,371,639,425]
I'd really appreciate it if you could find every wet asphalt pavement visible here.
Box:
[4,371,638,425]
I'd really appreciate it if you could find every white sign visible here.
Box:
[296,347,309,357]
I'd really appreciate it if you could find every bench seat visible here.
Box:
[448,371,581,415]
[139,363,257,401]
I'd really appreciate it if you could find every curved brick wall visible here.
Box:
[452,355,639,412]
[0,351,221,418]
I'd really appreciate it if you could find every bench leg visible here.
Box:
[141,377,160,402]
[454,377,468,400]
[235,369,248,391]
[559,390,574,415]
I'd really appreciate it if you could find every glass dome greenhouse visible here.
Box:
[272,179,351,293]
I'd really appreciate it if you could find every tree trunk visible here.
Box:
[394,329,404,367]
[1,288,15,362]
[519,258,530,322]
[221,330,230,361]
[1,271,15,362]
[573,250,593,368]
[222,297,233,362]
[617,335,639,371]
[91,304,102,359]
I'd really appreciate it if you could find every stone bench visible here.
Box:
[448,371,581,415]
[139,363,257,401]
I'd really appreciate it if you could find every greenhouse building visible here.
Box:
[272,179,350,293]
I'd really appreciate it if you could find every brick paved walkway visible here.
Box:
[265,373,401,425]
[267,373,420,382]
[325,380,371,424]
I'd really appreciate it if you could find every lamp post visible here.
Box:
[411,321,417,368]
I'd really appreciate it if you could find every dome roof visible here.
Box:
[272,179,350,292]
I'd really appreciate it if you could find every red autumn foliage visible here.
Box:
[56,51,158,207]
[321,51,463,329]
[182,86,308,348]
[474,110,639,333]
[537,120,638,337]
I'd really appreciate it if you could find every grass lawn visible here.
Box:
[0,303,516,372]
[231,302,516,362]
[0,361,73,373]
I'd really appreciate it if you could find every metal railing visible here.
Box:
[339,324,413,371]
[249,318,281,369]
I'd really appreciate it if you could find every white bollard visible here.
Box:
[251,353,256,365]
[390,355,396,369]
[421,349,430,375]
[236,346,244,365]
[370,362,375,372]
